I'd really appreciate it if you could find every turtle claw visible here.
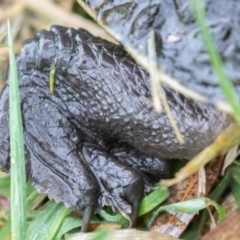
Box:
[125,197,141,228]
[130,198,141,228]
[124,178,143,228]
[81,205,94,232]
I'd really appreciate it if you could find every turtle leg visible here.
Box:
[109,142,172,181]
[80,142,144,227]
[21,95,99,231]
[0,86,10,172]
[108,142,172,227]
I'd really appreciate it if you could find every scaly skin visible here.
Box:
[80,0,240,103]
[0,26,231,230]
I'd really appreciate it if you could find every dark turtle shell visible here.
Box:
[78,0,240,107]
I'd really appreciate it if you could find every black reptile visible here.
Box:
[0,26,232,231]
[79,0,240,104]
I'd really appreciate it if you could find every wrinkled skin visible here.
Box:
[80,0,240,104]
[0,26,230,231]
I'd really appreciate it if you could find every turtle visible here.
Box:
[0,0,238,232]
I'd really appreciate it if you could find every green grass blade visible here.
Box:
[231,179,240,206]
[7,20,27,240]
[138,184,169,217]
[26,202,70,240]
[0,219,11,240]
[98,209,126,225]
[0,174,10,197]
[230,167,240,205]
[188,170,232,239]
[53,216,82,239]
[150,197,226,228]
[191,0,240,123]
[26,189,39,207]
[49,57,57,94]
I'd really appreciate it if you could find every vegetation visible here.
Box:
[0,1,240,239]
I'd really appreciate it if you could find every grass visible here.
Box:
[8,20,26,240]
[1,1,240,240]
